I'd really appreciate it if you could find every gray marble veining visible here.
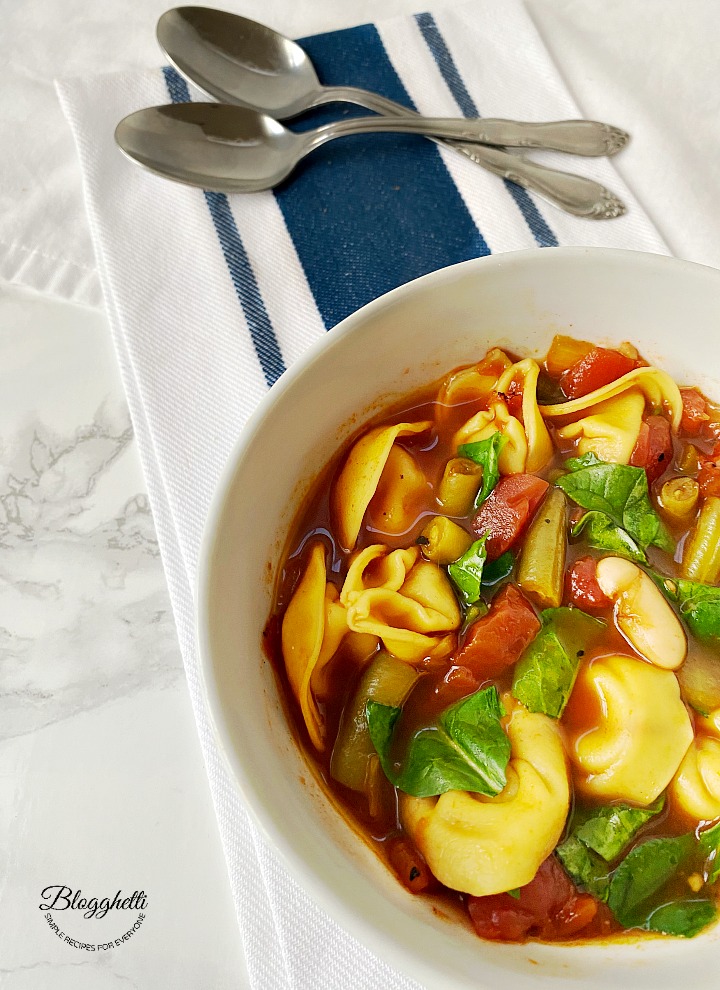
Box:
[0,400,182,741]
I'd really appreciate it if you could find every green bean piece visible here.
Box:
[677,650,720,716]
[329,652,419,797]
[682,496,720,583]
[678,443,699,474]
[659,477,700,525]
[517,488,567,608]
[437,457,483,516]
[419,516,473,565]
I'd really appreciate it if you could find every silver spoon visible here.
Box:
[156,7,627,218]
[158,8,626,157]
[114,102,622,195]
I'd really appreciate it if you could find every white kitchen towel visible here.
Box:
[58,2,669,986]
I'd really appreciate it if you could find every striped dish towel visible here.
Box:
[58,2,668,987]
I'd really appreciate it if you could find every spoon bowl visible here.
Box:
[115,103,302,192]
[157,7,324,118]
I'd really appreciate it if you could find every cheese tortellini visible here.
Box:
[543,366,683,465]
[495,359,554,473]
[365,444,429,536]
[453,400,527,474]
[565,654,693,805]
[555,388,645,465]
[436,348,511,425]
[400,705,569,896]
[340,545,461,663]
[453,358,553,474]
[281,542,348,751]
[332,421,431,551]
[541,365,683,431]
[670,708,720,822]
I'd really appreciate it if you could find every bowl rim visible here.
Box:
[195,245,720,987]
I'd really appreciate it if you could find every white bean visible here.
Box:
[595,556,687,669]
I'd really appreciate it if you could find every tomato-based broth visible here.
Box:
[264,336,720,944]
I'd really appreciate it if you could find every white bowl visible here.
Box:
[198,247,720,990]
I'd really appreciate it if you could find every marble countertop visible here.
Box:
[0,282,248,988]
[2,1,720,987]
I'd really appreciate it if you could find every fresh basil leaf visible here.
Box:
[512,628,574,718]
[564,451,604,472]
[575,797,664,861]
[536,372,567,406]
[572,511,648,564]
[607,834,695,928]
[460,599,489,636]
[646,899,716,938]
[556,836,610,901]
[699,820,720,884]
[654,574,720,643]
[556,457,674,553]
[448,535,487,607]
[511,607,605,718]
[481,550,514,587]
[366,686,510,798]
[458,432,508,507]
[507,888,521,900]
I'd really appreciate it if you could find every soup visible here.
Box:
[264,335,720,943]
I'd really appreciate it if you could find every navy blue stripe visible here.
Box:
[414,13,558,249]
[162,66,286,388]
[274,23,491,330]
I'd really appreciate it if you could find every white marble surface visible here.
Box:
[0,284,248,989]
[2,1,720,988]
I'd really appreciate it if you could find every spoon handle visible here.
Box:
[460,119,629,157]
[315,85,625,219]
[315,92,628,157]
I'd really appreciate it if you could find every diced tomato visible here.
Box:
[698,442,720,498]
[472,474,549,560]
[501,378,524,420]
[565,556,611,611]
[545,334,593,378]
[629,415,673,484]
[680,388,709,436]
[455,584,540,678]
[467,856,598,943]
[559,347,637,400]
[387,836,435,895]
[553,894,600,938]
[434,665,481,707]
[468,897,536,942]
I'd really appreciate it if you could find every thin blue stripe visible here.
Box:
[414,12,558,249]
[162,66,286,388]
[275,23,491,330]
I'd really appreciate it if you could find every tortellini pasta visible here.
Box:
[565,654,693,805]
[281,542,348,750]
[365,444,429,536]
[541,365,683,432]
[555,388,645,465]
[453,358,553,474]
[332,421,432,550]
[436,348,511,426]
[340,544,460,663]
[400,705,569,896]
[495,359,554,473]
[453,401,528,474]
[670,708,720,822]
